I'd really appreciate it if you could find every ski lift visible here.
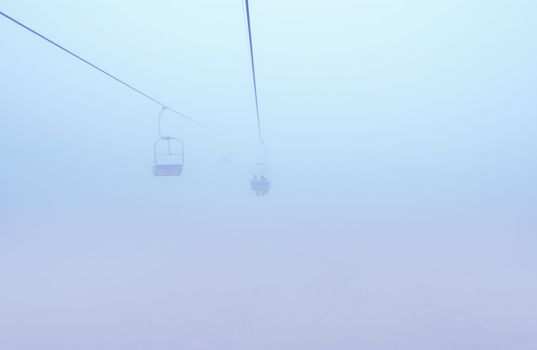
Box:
[250,142,271,196]
[153,137,184,176]
[251,162,271,196]
[153,107,184,177]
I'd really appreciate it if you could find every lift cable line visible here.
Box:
[0,10,209,129]
[243,1,271,196]
[244,0,264,144]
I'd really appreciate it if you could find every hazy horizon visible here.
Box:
[1,1,536,349]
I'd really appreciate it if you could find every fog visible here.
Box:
[1,0,536,349]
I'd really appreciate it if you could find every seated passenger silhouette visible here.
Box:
[251,175,261,195]
[251,175,271,196]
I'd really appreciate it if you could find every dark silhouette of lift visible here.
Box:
[250,142,271,196]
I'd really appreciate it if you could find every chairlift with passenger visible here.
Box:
[250,142,271,195]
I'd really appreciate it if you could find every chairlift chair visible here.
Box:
[251,162,271,196]
[152,107,185,176]
[153,136,184,176]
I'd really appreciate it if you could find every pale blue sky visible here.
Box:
[1,1,536,349]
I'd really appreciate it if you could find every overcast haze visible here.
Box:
[1,0,536,349]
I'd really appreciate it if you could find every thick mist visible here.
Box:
[1,0,536,349]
